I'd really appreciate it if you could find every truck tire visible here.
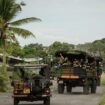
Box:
[14,98,19,105]
[44,97,50,105]
[66,85,72,93]
[91,79,97,93]
[83,85,89,94]
[58,84,64,94]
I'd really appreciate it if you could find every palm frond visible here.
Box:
[4,29,17,42]
[20,1,26,6]
[9,27,35,38]
[7,2,22,21]
[0,0,22,22]
[10,17,41,26]
[0,0,19,21]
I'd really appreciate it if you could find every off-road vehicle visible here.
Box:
[11,64,52,105]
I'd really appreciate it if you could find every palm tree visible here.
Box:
[0,0,41,71]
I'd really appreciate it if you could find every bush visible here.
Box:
[99,92,105,105]
[0,66,9,92]
[0,69,9,92]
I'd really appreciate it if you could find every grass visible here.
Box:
[101,73,105,86]
[99,94,105,105]
[99,73,105,105]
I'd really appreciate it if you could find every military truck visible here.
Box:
[54,50,102,94]
[11,64,52,105]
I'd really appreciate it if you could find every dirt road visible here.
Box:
[0,86,103,105]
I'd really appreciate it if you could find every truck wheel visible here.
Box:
[58,84,64,94]
[66,85,72,93]
[14,98,19,105]
[44,97,50,105]
[91,79,97,93]
[83,85,89,94]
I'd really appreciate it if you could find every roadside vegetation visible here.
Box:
[0,0,41,92]
[0,69,8,92]
[101,73,105,86]
[99,73,105,105]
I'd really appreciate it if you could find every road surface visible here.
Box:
[0,86,103,105]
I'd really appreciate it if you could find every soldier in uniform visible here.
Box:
[73,59,81,67]
[55,53,65,69]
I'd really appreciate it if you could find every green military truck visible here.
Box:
[54,50,102,94]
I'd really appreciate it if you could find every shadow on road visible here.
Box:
[19,104,42,105]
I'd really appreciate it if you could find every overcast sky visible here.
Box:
[16,0,105,46]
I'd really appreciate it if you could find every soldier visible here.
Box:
[73,59,81,67]
[59,53,65,64]
[55,53,65,69]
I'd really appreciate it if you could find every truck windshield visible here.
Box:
[12,67,41,80]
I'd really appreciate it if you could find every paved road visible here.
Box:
[0,86,103,105]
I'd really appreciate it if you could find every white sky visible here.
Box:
[16,0,105,46]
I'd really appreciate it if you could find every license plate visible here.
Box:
[59,81,63,84]
[23,89,30,94]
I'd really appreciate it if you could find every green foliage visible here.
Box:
[23,43,47,58]
[9,43,24,57]
[0,42,24,58]
[10,17,41,26]
[9,27,35,38]
[98,73,105,105]
[99,94,105,105]
[101,73,105,86]
[12,70,22,80]
[77,38,105,60]
[0,0,41,64]
[48,41,74,56]
[99,76,105,105]
[0,0,41,91]
[0,68,9,92]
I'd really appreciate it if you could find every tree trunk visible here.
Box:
[1,36,7,71]
[0,30,7,71]
[2,46,7,71]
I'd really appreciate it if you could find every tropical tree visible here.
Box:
[23,43,47,58]
[8,42,24,57]
[0,0,41,71]
[48,41,74,55]
[77,38,105,59]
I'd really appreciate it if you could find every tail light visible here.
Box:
[23,82,30,94]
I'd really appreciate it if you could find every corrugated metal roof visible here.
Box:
[0,53,43,63]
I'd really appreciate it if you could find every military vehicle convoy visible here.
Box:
[54,50,102,94]
[9,50,102,105]
[11,64,52,105]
